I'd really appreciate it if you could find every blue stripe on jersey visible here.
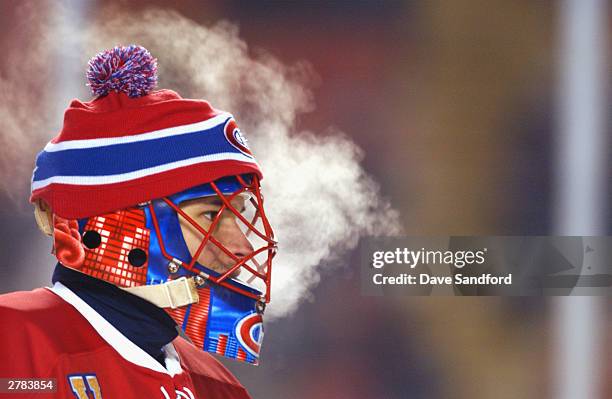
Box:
[32,123,242,182]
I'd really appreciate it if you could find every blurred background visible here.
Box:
[0,1,611,398]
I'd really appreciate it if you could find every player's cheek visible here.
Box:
[200,242,224,270]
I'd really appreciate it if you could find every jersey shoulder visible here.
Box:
[0,288,107,375]
[0,287,63,315]
[173,337,252,399]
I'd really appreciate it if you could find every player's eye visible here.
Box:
[202,210,219,221]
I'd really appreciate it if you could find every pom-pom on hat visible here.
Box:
[30,45,261,219]
[86,45,158,98]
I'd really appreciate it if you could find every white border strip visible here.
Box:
[49,282,183,376]
[160,386,171,399]
[44,112,232,152]
[32,152,258,191]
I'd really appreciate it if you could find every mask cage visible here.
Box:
[148,174,277,303]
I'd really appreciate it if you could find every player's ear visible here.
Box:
[34,200,53,236]
[52,214,85,268]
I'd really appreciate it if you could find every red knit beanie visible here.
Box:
[30,45,261,219]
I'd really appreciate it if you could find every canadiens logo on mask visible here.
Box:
[30,45,277,365]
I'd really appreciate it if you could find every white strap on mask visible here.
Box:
[122,277,200,308]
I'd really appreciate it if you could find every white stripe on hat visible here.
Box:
[44,112,232,152]
[31,152,258,191]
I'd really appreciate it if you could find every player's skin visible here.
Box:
[178,195,253,278]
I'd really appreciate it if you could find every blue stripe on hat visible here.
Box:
[33,123,244,182]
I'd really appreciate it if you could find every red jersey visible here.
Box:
[0,283,252,399]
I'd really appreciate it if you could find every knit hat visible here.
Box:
[30,45,261,219]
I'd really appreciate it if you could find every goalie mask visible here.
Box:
[29,45,277,365]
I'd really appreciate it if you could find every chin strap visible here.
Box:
[121,277,200,309]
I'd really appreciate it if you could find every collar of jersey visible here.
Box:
[48,282,183,376]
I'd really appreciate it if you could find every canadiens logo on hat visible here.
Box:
[224,118,253,157]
